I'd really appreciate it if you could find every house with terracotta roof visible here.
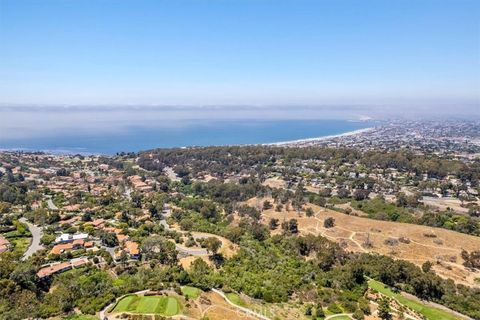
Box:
[125,241,140,259]
[37,258,89,278]
[50,240,94,255]
[103,227,122,234]
[115,240,140,261]
[116,234,129,243]
[85,218,105,229]
[59,216,81,226]
[50,243,74,255]
[62,204,81,212]
[0,236,11,253]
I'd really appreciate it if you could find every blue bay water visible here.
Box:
[0,117,371,155]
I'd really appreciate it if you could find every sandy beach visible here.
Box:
[268,127,375,146]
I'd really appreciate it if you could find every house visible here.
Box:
[116,234,129,243]
[59,216,81,226]
[125,241,140,259]
[0,236,11,253]
[103,227,122,234]
[115,241,140,261]
[50,240,94,255]
[72,239,85,249]
[37,258,89,278]
[85,218,105,229]
[50,243,74,255]
[62,204,81,212]
[55,233,89,244]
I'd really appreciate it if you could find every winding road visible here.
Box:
[160,212,210,256]
[46,197,59,210]
[19,217,44,260]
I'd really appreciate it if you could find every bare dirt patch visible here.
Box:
[262,177,287,189]
[202,292,258,320]
[421,196,477,215]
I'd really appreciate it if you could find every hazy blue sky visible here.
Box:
[0,0,479,106]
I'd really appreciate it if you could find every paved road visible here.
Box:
[164,167,180,181]
[46,198,59,210]
[103,245,117,259]
[159,216,210,256]
[175,244,208,256]
[19,218,44,260]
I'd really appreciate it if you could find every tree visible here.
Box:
[203,237,222,255]
[422,261,433,273]
[263,200,272,210]
[378,298,392,320]
[189,258,215,290]
[141,236,178,265]
[305,207,314,217]
[269,218,279,230]
[281,219,298,234]
[337,188,350,199]
[100,232,118,247]
[396,192,408,207]
[353,189,370,201]
[305,304,313,316]
[315,304,325,318]
[324,217,335,228]
[352,309,365,320]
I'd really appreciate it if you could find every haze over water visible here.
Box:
[0,107,375,155]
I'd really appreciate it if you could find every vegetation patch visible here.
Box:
[225,292,247,307]
[181,286,202,299]
[368,279,458,320]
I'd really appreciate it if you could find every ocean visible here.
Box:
[0,108,372,155]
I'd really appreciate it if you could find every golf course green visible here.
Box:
[112,294,181,316]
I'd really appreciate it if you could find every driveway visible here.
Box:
[19,217,44,260]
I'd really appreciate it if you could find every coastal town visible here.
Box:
[281,120,480,156]
[0,120,479,320]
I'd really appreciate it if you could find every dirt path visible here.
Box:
[212,289,271,320]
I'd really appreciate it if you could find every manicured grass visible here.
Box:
[368,279,458,320]
[137,296,162,313]
[164,296,181,316]
[112,294,181,316]
[225,292,247,307]
[181,286,202,299]
[328,316,351,320]
[328,316,350,320]
[64,315,98,320]
[114,295,138,312]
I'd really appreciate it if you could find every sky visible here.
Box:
[0,0,479,108]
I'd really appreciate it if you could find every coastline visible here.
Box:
[0,125,376,155]
[267,127,374,146]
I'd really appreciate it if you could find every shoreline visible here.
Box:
[267,127,375,146]
[0,127,375,155]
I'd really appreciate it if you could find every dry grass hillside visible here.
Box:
[247,197,480,287]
